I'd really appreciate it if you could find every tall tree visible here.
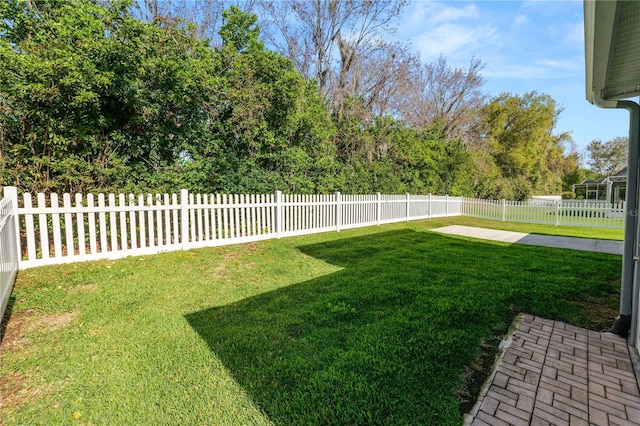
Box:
[476,92,572,200]
[257,0,407,116]
[586,136,628,177]
[398,56,485,143]
[132,0,254,45]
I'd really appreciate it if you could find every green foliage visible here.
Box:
[587,136,628,177]
[0,2,577,198]
[477,92,572,200]
[0,0,216,193]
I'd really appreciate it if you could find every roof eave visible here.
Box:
[584,0,618,105]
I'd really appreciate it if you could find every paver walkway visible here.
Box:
[464,314,640,426]
[442,227,640,425]
[432,225,623,255]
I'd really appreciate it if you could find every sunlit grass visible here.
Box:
[0,218,621,425]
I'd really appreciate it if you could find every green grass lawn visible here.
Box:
[0,217,622,425]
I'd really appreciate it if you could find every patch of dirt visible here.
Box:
[0,309,36,352]
[571,298,618,331]
[1,311,76,416]
[214,262,229,277]
[0,310,77,353]
[0,371,26,412]
[0,371,60,414]
[32,311,77,332]
[72,283,99,292]
[221,251,242,262]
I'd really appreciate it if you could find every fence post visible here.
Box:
[406,193,410,221]
[446,194,449,217]
[376,192,381,226]
[502,199,506,222]
[275,190,283,238]
[3,186,21,269]
[336,192,342,231]
[180,189,189,249]
[555,200,560,226]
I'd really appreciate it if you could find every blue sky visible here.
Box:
[396,0,632,162]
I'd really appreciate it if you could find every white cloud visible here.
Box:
[539,58,582,72]
[413,23,497,61]
[513,14,528,27]
[483,55,584,82]
[428,3,480,24]
[401,2,496,62]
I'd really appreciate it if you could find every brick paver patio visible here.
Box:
[465,314,640,426]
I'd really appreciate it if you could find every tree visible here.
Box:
[0,0,220,193]
[132,0,251,46]
[398,56,486,143]
[257,0,408,116]
[475,92,572,200]
[586,137,628,177]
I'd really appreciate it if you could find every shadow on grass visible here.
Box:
[185,230,620,425]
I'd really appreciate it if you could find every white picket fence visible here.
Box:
[0,187,19,322]
[2,187,461,270]
[462,198,626,229]
[1,186,629,322]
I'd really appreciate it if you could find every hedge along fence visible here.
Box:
[1,187,461,270]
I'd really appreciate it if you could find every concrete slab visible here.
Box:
[432,225,622,255]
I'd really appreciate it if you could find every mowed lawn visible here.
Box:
[0,217,622,425]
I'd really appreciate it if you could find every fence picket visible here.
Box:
[87,194,97,254]
[98,194,107,253]
[64,193,75,257]
[108,194,117,252]
[37,193,50,260]
[138,194,147,249]
[154,194,162,246]
[118,194,126,252]
[172,193,179,245]
[23,194,35,261]
[128,195,137,251]
[51,193,62,258]
[147,194,155,249]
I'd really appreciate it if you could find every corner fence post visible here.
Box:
[555,200,560,226]
[376,192,381,226]
[502,199,506,222]
[4,186,21,270]
[180,189,189,249]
